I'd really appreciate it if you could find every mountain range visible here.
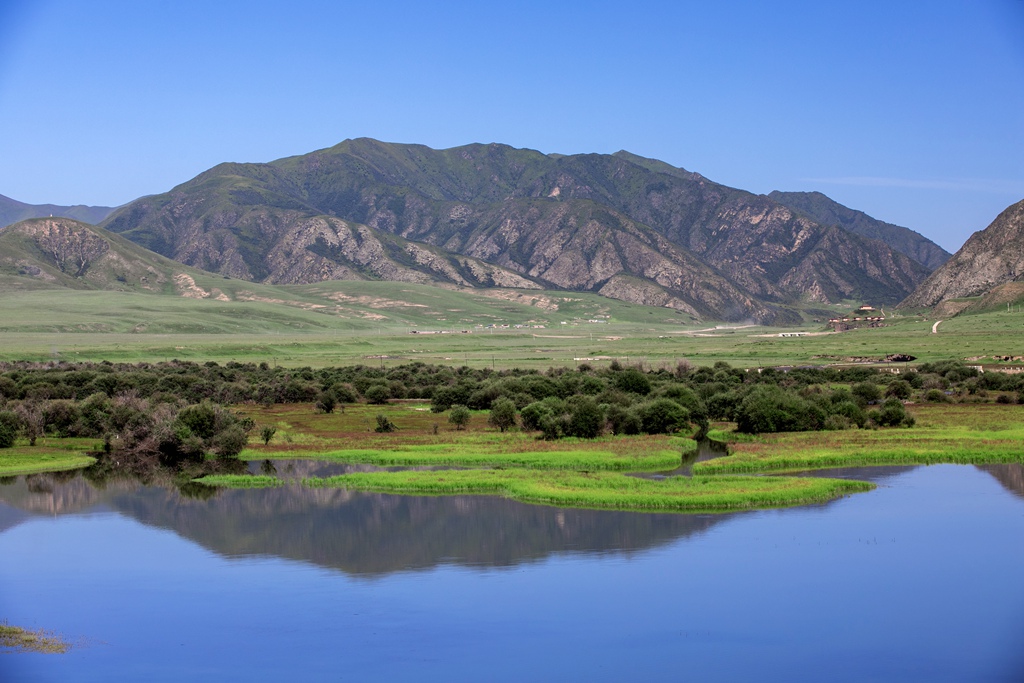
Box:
[0,193,115,228]
[5,139,977,323]
[92,139,943,323]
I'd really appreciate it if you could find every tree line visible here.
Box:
[0,358,1020,454]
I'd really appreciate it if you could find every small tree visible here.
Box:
[260,425,277,445]
[374,414,396,433]
[488,398,517,432]
[315,390,337,414]
[449,405,471,431]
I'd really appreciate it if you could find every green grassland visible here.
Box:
[0,282,1020,368]
[693,404,1024,474]
[234,402,692,471]
[0,441,97,476]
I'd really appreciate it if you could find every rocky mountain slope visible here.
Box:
[768,190,951,270]
[898,199,1024,309]
[0,193,115,228]
[101,139,933,322]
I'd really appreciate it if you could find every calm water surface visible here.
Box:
[1,463,1023,682]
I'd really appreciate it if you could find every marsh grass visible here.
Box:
[237,403,693,471]
[0,443,96,476]
[694,404,1024,474]
[0,622,71,654]
[303,469,874,513]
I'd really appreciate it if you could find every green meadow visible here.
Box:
[692,404,1024,474]
[0,283,1021,369]
[0,442,97,476]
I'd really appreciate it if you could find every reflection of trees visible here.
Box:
[0,454,248,515]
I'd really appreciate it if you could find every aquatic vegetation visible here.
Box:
[241,440,691,472]
[302,469,874,513]
[0,622,71,654]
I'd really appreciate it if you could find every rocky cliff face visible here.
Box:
[899,199,1024,309]
[102,139,934,322]
[768,190,951,270]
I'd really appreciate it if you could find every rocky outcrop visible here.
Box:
[24,217,110,276]
[899,199,1024,309]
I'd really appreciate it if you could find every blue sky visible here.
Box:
[1,0,1021,252]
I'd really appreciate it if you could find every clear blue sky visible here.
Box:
[1,0,1022,252]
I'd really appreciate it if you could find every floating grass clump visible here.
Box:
[0,622,71,654]
[302,469,874,513]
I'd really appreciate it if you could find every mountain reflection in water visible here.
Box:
[3,459,1022,578]
[0,460,727,576]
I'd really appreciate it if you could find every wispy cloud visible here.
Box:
[799,177,1024,194]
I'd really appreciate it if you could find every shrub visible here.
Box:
[852,382,882,406]
[564,397,604,438]
[612,368,651,395]
[735,385,823,434]
[924,389,949,403]
[364,385,390,405]
[260,425,277,445]
[487,398,518,432]
[872,398,915,427]
[315,390,338,413]
[636,399,690,435]
[605,404,642,435]
[212,424,249,457]
[520,402,550,432]
[448,405,471,431]
[374,414,397,433]
[885,380,912,400]
[0,410,19,448]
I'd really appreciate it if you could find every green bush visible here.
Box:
[636,399,690,435]
[872,398,915,428]
[448,405,471,431]
[612,368,651,395]
[363,385,390,405]
[487,398,518,432]
[564,397,604,438]
[735,385,823,434]
[0,410,20,448]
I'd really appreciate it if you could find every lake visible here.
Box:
[1,462,1023,681]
